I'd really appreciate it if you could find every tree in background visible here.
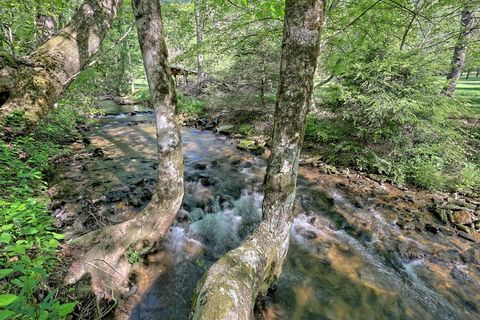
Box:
[194,0,205,83]
[443,5,476,96]
[191,0,325,318]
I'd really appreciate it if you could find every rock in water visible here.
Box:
[216,124,233,134]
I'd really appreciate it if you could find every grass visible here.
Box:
[455,76,480,115]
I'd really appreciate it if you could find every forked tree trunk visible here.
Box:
[0,0,123,133]
[65,0,184,299]
[190,1,325,319]
[442,6,475,96]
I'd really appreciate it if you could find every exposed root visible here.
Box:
[65,194,182,299]
[191,223,290,320]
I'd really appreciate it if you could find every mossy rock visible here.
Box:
[237,140,264,155]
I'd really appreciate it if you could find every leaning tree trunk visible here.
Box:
[65,0,184,299]
[194,0,205,83]
[442,6,475,96]
[190,1,325,319]
[0,0,123,134]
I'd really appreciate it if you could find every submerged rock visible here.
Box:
[194,163,207,170]
[451,211,476,225]
[92,147,104,157]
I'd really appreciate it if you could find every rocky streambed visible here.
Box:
[50,104,480,319]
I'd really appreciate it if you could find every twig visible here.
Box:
[88,259,133,286]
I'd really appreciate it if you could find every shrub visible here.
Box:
[0,103,80,318]
[308,44,478,194]
[132,87,152,104]
[238,123,256,136]
[177,95,205,115]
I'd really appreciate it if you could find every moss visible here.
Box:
[0,51,16,67]
[237,140,264,155]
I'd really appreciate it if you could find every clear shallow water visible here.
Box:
[54,107,478,320]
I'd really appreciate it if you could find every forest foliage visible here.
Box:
[0,98,87,318]
[0,0,479,318]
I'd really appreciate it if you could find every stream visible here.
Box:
[50,103,480,320]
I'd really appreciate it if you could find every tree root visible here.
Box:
[191,222,290,320]
[65,194,182,299]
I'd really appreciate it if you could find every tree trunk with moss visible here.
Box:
[0,0,123,134]
[442,6,475,96]
[190,1,325,319]
[65,0,184,299]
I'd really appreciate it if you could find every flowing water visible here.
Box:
[51,104,480,320]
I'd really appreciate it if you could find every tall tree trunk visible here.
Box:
[190,1,325,319]
[0,0,123,134]
[65,0,184,299]
[442,7,475,96]
[194,0,205,83]
[260,76,266,108]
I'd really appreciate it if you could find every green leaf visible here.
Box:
[1,224,14,231]
[53,302,76,317]
[0,294,18,307]
[38,310,49,320]
[0,233,12,244]
[0,269,14,279]
[20,227,38,235]
[47,239,60,248]
[0,310,15,320]
[52,233,65,240]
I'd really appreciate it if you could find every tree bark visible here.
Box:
[190,1,325,319]
[194,0,205,83]
[0,0,123,133]
[65,0,184,299]
[442,6,475,96]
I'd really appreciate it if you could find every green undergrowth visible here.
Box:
[177,94,206,115]
[307,47,480,195]
[0,102,82,319]
[132,87,152,104]
[131,87,206,115]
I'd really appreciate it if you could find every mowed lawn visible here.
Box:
[455,76,480,115]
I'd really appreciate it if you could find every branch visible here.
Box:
[315,74,335,88]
